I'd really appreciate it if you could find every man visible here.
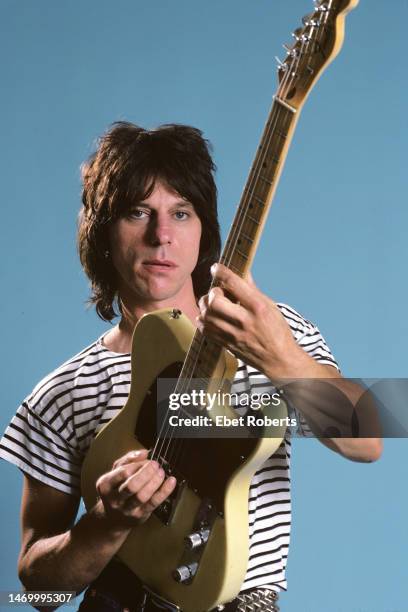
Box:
[0,122,382,612]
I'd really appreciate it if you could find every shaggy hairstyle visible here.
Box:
[78,122,221,321]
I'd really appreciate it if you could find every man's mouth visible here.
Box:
[142,259,178,269]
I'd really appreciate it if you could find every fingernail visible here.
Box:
[211,263,218,275]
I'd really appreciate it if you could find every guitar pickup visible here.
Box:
[153,462,186,526]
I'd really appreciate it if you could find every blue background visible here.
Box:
[1,1,406,610]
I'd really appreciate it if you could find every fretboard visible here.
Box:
[220,99,297,275]
[177,98,300,388]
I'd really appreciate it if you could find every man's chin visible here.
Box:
[137,285,184,305]
[122,277,193,306]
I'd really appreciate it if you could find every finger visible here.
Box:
[112,448,149,469]
[198,294,209,314]
[198,287,225,314]
[117,460,161,500]
[140,476,177,514]
[122,464,167,509]
[208,286,224,302]
[211,263,258,310]
[96,460,147,498]
[196,316,239,350]
[203,289,247,329]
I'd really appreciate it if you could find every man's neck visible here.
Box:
[102,293,200,354]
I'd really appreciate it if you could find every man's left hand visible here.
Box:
[196,263,305,380]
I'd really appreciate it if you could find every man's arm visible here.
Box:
[272,358,383,462]
[18,449,176,599]
[197,264,382,463]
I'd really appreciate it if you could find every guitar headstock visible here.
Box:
[276,0,359,110]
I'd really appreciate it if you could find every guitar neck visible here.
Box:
[179,99,301,386]
[220,98,299,277]
[179,0,360,385]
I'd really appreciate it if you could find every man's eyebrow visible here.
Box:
[137,200,194,207]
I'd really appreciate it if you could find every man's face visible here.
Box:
[109,179,202,306]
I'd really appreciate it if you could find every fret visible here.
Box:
[188,341,200,355]
[236,249,248,260]
[239,232,253,243]
[192,377,210,388]
[275,130,287,140]
[182,343,223,381]
[245,189,265,205]
[259,175,273,185]
[246,214,260,225]
[229,263,242,274]
[251,194,265,205]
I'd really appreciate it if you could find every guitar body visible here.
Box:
[81,309,287,611]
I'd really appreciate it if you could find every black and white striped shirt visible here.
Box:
[0,303,338,593]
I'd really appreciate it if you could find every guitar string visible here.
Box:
[150,98,291,468]
[156,104,292,464]
[152,122,286,473]
[163,16,323,468]
[151,17,312,469]
[150,4,328,471]
[164,6,331,471]
[152,72,298,469]
[155,45,302,466]
[151,4,326,469]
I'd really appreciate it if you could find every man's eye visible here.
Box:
[129,209,148,219]
[174,210,189,220]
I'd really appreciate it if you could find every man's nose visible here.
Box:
[147,216,172,246]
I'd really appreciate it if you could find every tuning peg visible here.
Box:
[292,27,303,41]
[283,43,299,58]
[275,56,287,71]
[302,12,321,27]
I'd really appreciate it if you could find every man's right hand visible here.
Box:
[95,449,177,528]
[18,450,177,595]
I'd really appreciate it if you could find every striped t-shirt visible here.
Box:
[0,303,338,593]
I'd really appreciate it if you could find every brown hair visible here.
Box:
[78,122,221,321]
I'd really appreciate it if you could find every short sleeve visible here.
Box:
[277,303,340,437]
[0,398,82,496]
[0,338,131,497]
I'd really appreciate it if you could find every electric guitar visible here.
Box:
[81,2,359,610]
